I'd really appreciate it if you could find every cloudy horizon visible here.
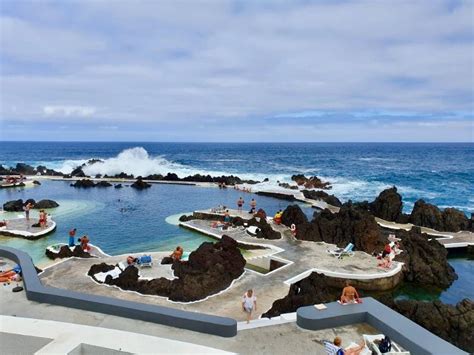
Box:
[1,0,473,142]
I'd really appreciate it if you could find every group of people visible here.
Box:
[68,228,91,251]
[376,239,401,269]
[0,264,22,283]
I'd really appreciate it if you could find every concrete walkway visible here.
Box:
[375,217,474,248]
[0,217,56,239]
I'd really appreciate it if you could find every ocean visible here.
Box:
[0,141,473,304]
[1,142,473,213]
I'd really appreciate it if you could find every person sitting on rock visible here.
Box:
[340,281,360,304]
[126,255,138,265]
[170,246,183,261]
[78,235,91,252]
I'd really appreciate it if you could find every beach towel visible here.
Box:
[94,267,122,283]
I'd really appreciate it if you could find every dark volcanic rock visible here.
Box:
[114,184,123,189]
[15,163,36,175]
[32,180,41,185]
[246,217,281,239]
[381,298,474,353]
[88,235,246,302]
[442,208,470,232]
[302,190,342,207]
[131,177,151,189]
[370,187,403,221]
[394,228,457,288]
[71,179,96,188]
[46,245,92,260]
[262,272,342,318]
[409,200,469,232]
[33,199,59,209]
[71,166,86,177]
[179,214,195,222]
[3,199,24,212]
[96,181,112,188]
[297,202,384,254]
[291,174,331,189]
[281,205,308,227]
[36,165,63,176]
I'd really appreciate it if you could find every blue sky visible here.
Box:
[0,0,473,142]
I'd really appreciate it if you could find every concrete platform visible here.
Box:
[375,217,474,248]
[0,217,56,239]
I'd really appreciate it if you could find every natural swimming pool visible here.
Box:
[0,179,471,305]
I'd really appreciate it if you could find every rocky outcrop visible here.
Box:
[369,187,403,221]
[302,190,342,207]
[96,181,112,187]
[3,198,59,211]
[3,199,24,212]
[380,298,474,353]
[281,205,308,227]
[71,179,96,188]
[70,167,86,177]
[393,228,457,288]
[131,177,151,189]
[291,174,331,189]
[409,200,469,232]
[35,165,63,176]
[295,202,384,254]
[88,235,246,302]
[34,199,60,209]
[45,245,92,260]
[14,163,37,175]
[262,272,343,318]
[246,217,281,239]
[114,184,123,189]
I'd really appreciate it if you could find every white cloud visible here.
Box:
[43,105,96,117]
[0,0,472,140]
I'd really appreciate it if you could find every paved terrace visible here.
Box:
[0,217,56,239]
[38,209,402,322]
[375,217,474,248]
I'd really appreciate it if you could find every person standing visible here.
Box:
[237,197,245,212]
[242,289,257,323]
[250,199,257,214]
[68,228,77,247]
[23,202,33,221]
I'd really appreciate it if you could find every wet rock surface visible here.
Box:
[45,245,93,260]
[88,235,246,302]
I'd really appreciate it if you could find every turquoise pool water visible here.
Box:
[0,180,471,304]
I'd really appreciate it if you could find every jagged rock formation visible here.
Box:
[131,177,151,189]
[262,272,343,318]
[281,205,308,227]
[45,245,92,260]
[88,235,246,302]
[291,174,331,189]
[293,203,384,254]
[380,297,474,353]
[302,190,342,207]
[393,228,457,288]
[369,186,403,221]
[246,217,281,239]
[410,200,470,232]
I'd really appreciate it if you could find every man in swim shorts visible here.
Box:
[340,281,360,304]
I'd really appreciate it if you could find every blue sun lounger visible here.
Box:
[136,255,153,268]
[327,243,355,259]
